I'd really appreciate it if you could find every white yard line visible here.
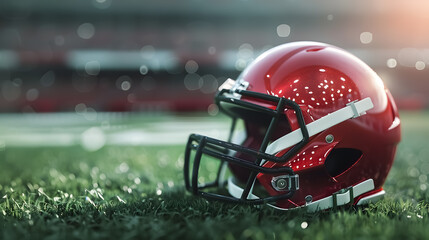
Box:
[0,113,230,148]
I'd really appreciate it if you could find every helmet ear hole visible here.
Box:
[324,148,362,177]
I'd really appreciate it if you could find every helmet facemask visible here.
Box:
[184,85,309,204]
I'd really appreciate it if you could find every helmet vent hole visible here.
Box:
[324,148,362,177]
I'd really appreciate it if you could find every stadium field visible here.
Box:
[0,111,428,239]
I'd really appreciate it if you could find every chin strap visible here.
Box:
[228,177,383,212]
[265,97,374,155]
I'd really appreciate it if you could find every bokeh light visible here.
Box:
[276,24,291,37]
[360,32,373,44]
[85,61,101,76]
[184,73,202,91]
[387,58,397,68]
[81,127,106,152]
[26,89,39,101]
[77,23,95,39]
[185,60,199,74]
[139,65,149,75]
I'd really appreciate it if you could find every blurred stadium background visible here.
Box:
[1,0,429,113]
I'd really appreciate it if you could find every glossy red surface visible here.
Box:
[231,42,401,209]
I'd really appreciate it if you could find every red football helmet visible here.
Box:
[184,41,401,211]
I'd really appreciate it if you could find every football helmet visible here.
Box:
[184,41,401,211]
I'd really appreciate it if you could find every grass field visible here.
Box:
[0,111,428,239]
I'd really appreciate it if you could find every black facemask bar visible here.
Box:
[184,88,310,205]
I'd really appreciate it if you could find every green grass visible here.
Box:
[0,112,429,239]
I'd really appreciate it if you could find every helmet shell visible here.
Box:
[233,42,400,208]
